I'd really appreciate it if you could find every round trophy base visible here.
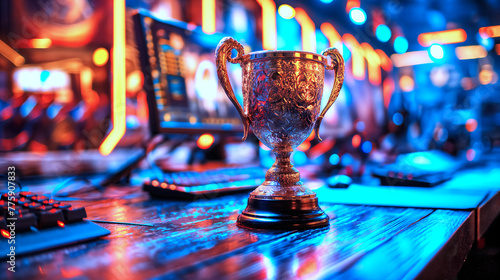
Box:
[237,195,329,230]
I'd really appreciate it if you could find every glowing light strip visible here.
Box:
[455,45,487,60]
[382,77,394,108]
[320,23,343,54]
[99,0,126,156]
[361,43,381,85]
[391,51,433,67]
[294,8,316,52]
[375,49,392,71]
[0,40,25,66]
[479,25,500,39]
[202,0,216,34]
[496,44,500,55]
[256,0,277,50]
[342,34,365,80]
[417,29,467,47]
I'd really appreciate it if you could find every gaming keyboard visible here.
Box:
[0,192,110,258]
[143,166,266,199]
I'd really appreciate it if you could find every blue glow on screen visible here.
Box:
[320,0,334,3]
[375,25,391,42]
[394,36,408,54]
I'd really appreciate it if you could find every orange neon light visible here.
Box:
[30,38,52,49]
[294,8,316,52]
[479,25,500,39]
[346,0,360,13]
[455,45,488,60]
[1,229,9,238]
[417,29,467,47]
[361,43,381,85]
[197,134,215,149]
[342,34,365,80]
[0,40,25,66]
[202,0,216,34]
[93,48,109,66]
[99,0,126,156]
[375,49,392,71]
[320,23,343,54]
[391,51,433,67]
[256,0,277,50]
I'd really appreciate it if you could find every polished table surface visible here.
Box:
[0,182,479,280]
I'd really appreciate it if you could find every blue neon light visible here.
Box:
[429,44,444,60]
[361,141,372,153]
[393,112,404,126]
[393,36,408,54]
[329,153,340,165]
[349,8,367,25]
[375,24,391,42]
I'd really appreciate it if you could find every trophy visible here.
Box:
[216,37,344,230]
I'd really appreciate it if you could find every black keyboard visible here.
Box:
[0,192,110,258]
[143,166,266,199]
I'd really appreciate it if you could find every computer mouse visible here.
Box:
[326,175,353,188]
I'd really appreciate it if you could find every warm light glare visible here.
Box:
[57,221,65,228]
[320,23,343,54]
[278,4,295,19]
[256,0,277,50]
[376,49,392,71]
[343,34,365,80]
[346,0,360,13]
[197,134,215,149]
[0,40,25,66]
[391,51,433,67]
[479,69,493,85]
[297,141,311,151]
[418,29,467,47]
[455,45,488,60]
[479,25,500,39]
[361,43,381,85]
[399,75,415,92]
[30,38,52,49]
[465,119,478,132]
[352,134,361,148]
[93,48,109,66]
[383,77,395,108]
[100,0,127,156]
[202,0,216,34]
[294,8,316,52]
[1,229,10,238]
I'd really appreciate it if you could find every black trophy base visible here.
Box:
[237,195,329,230]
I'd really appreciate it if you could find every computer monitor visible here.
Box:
[133,10,244,136]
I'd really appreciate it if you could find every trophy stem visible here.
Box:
[236,145,330,230]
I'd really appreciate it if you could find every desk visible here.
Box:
[0,185,477,280]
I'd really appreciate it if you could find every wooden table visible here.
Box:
[0,184,477,280]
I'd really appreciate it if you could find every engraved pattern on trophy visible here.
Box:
[216,37,344,229]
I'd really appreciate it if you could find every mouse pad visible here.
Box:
[316,184,489,210]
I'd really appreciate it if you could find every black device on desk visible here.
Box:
[133,10,264,199]
[0,191,110,258]
[372,150,461,187]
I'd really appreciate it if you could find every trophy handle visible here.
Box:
[215,37,250,141]
[314,47,345,142]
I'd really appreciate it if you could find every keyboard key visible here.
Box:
[53,202,72,209]
[19,191,38,199]
[34,208,65,229]
[62,207,87,223]
[14,212,37,232]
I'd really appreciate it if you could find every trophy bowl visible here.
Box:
[216,37,345,230]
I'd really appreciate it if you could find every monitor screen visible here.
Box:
[133,10,244,135]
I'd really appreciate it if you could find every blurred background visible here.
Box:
[1,0,500,178]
